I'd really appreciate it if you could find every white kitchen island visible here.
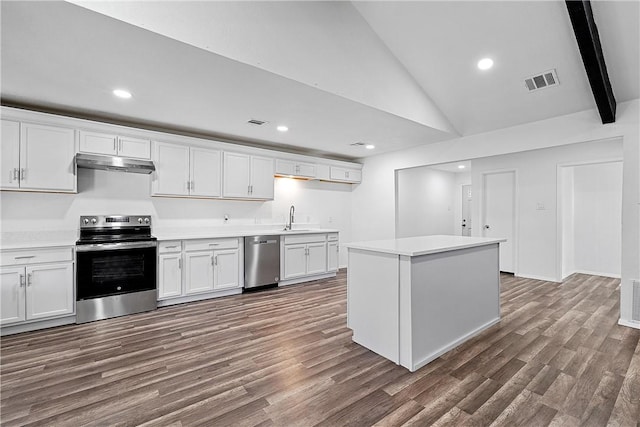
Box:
[345,235,506,372]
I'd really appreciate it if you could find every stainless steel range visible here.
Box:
[75,215,157,324]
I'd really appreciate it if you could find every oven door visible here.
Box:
[76,241,157,300]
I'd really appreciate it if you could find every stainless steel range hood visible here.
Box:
[75,153,155,174]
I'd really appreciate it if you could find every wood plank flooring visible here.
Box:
[1,271,639,426]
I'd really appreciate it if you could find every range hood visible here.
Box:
[75,153,155,174]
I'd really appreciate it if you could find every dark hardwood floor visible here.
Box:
[1,271,639,426]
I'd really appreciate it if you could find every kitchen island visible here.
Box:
[345,235,506,372]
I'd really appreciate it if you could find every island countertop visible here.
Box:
[345,235,506,257]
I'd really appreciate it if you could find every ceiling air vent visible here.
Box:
[524,69,559,92]
[350,142,365,147]
[247,119,267,126]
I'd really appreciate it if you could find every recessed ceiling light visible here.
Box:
[458,165,466,169]
[112,89,132,99]
[277,125,289,132]
[365,144,375,150]
[477,58,494,70]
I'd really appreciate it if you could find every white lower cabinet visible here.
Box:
[158,239,241,303]
[282,234,328,280]
[1,249,74,327]
[327,240,339,272]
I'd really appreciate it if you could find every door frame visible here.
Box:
[479,168,519,275]
[555,157,623,282]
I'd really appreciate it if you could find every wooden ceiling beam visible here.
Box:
[565,0,616,123]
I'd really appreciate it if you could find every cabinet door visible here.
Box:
[0,267,26,325]
[275,159,295,176]
[327,241,339,272]
[214,249,240,290]
[20,123,76,192]
[223,152,250,198]
[184,251,214,295]
[26,263,74,320]
[152,142,190,196]
[250,156,274,199]
[306,242,327,275]
[283,244,307,279]
[296,162,316,178]
[118,136,151,159]
[159,253,183,299]
[1,120,20,189]
[347,169,362,183]
[79,131,118,156]
[190,147,221,197]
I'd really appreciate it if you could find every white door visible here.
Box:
[1,120,20,189]
[223,152,250,198]
[1,267,26,325]
[249,156,274,199]
[483,171,516,273]
[20,123,76,192]
[283,244,307,279]
[190,147,221,197]
[159,253,183,299]
[327,241,339,272]
[461,184,473,236]
[79,131,117,156]
[26,263,74,320]
[184,251,214,294]
[213,249,239,290]
[306,242,327,275]
[152,142,190,196]
[118,136,150,159]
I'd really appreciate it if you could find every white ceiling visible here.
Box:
[1,1,638,161]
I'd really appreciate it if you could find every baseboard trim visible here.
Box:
[411,317,501,372]
[1,315,76,336]
[515,273,561,283]
[618,318,640,330]
[158,288,242,307]
[278,272,337,287]
[574,270,621,279]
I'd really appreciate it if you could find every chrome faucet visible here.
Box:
[286,205,295,230]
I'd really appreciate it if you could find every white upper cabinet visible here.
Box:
[275,159,316,179]
[1,120,20,189]
[330,166,362,183]
[190,147,221,198]
[152,142,221,198]
[79,131,150,159]
[1,121,76,193]
[223,152,274,200]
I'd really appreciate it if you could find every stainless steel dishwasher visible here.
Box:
[244,235,280,289]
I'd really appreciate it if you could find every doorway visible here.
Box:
[461,184,472,236]
[482,170,517,273]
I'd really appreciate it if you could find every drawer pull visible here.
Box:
[208,243,220,246]
[164,245,179,249]
[14,255,36,260]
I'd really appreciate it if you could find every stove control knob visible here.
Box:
[138,217,143,224]
[91,218,97,225]
[144,218,150,224]
[83,218,90,225]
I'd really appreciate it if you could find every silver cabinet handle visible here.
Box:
[178,258,182,269]
[20,168,25,181]
[12,168,18,182]
[19,274,25,287]
[164,245,179,249]
[14,255,35,260]
[214,255,218,266]
[211,255,214,266]
[186,181,190,190]
[27,273,32,286]
[191,181,194,191]
[113,140,117,152]
[119,140,123,152]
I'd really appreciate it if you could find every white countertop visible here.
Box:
[345,235,506,257]
[0,227,339,250]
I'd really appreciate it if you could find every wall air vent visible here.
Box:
[247,119,268,126]
[524,69,559,92]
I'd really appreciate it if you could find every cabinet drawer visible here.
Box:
[283,233,327,245]
[158,241,182,253]
[184,238,239,252]
[1,247,74,266]
[327,233,339,242]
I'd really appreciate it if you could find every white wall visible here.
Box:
[469,139,622,281]
[396,167,456,238]
[561,167,575,279]
[352,99,639,326]
[572,162,623,277]
[0,172,354,267]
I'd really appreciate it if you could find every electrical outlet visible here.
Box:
[536,203,545,210]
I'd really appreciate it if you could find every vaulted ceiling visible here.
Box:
[1,1,638,160]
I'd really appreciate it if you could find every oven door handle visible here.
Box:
[76,241,157,252]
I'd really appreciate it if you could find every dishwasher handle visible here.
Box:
[250,239,278,245]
